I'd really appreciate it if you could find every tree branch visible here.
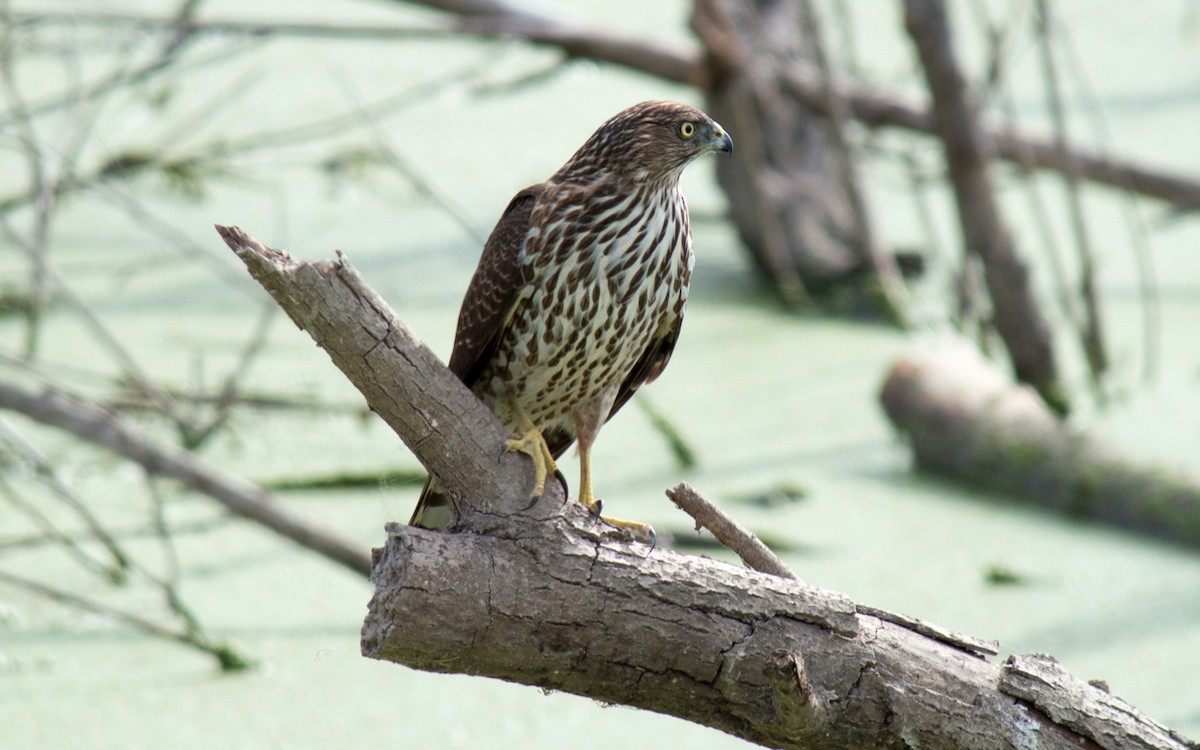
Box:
[666,481,796,580]
[213,225,1194,749]
[0,380,371,577]
[904,0,1066,412]
[16,6,1200,213]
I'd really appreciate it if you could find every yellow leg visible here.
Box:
[577,441,600,514]
[505,425,558,497]
[577,441,655,545]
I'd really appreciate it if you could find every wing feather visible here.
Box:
[448,184,545,388]
[411,184,544,528]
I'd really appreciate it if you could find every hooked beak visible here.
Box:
[712,126,733,156]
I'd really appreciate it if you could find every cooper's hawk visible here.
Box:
[410,100,732,539]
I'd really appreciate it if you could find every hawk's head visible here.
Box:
[558,100,733,186]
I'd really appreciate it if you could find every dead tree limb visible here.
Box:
[691,0,883,311]
[213,225,1195,749]
[398,0,1200,214]
[904,0,1066,413]
[666,481,797,580]
[880,336,1200,551]
[15,4,1200,215]
[0,380,371,577]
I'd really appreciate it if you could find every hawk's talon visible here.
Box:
[554,468,570,502]
[520,493,541,512]
[504,427,559,500]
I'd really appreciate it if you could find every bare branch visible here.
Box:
[0,380,371,577]
[0,567,250,671]
[903,0,1065,412]
[208,226,1191,748]
[666,482,796,580]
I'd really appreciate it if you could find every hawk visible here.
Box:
[410,100,732,539]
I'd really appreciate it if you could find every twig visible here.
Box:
[0,415,131,578]
[1056,21,1160,383]
[0,0,55,359]
[334,71,482,244]
[1033,0,1108,400]
[0,380,372,577]
[665,482,796,580]
[176,301,278,450]
[0,567,250,671]
[143,473,205,635]
[796,0,910,324]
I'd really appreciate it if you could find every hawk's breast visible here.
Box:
[478,182,692,433]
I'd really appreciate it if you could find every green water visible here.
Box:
[2,1,1200,747]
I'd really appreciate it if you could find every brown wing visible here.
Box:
[448,184,545,388]
[544,316,683,460]
[410,184,544,529]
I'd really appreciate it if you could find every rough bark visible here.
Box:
[215,225,1195,750]
[903,0,1067,413]
[880,337,1200,551]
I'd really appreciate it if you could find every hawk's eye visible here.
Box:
[679,121,697,139]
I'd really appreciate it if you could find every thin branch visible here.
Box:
[796,0,911,323]
[0,380,372,577]
[0,415,131,578]
[9,5,1199,216]
[665,482,796,580]
[1033,0,1108,399]
[0,567,250,670]
[176,301,277,450]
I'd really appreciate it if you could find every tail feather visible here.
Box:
[409,476,453,530]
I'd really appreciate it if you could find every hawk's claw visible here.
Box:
[520,493,541,512]
[554,468,570,502]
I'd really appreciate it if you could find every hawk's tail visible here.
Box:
[408,476,453,530]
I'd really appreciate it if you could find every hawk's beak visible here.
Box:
[712,128,734,156]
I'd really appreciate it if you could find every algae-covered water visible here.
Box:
[2,1,1199,747]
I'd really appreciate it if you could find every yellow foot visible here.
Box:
[504,427,558,498]
[600,514,657,546]
[582,495,656,546]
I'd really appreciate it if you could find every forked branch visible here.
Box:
[215,224,1193,750]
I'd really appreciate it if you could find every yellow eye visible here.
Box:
[679,121,697,139]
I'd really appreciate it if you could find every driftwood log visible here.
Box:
[880,336,1200,552]
[216,224,1194,750]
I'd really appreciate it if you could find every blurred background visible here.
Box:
[2,0,1199,747]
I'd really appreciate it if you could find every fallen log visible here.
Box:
[217,225,1196,749]
[880,337,1200,550]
